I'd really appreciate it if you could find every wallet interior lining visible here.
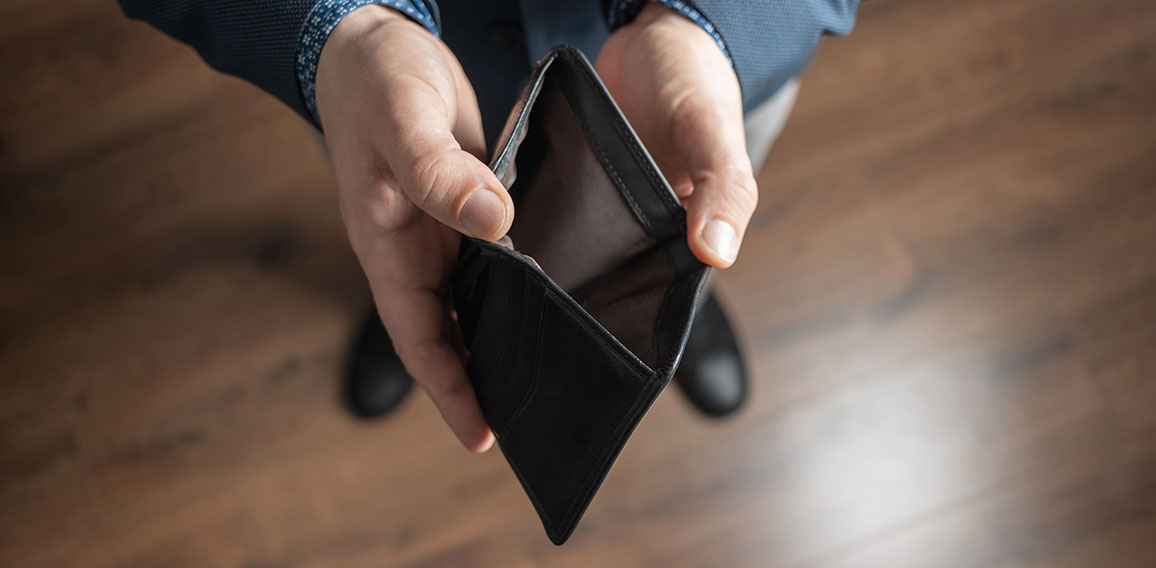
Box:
[505,74,676,368]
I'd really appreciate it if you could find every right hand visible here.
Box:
[316,6,511,452]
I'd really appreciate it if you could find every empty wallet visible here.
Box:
[451,46,710,545]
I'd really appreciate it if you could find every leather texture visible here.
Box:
[451,46,709,545]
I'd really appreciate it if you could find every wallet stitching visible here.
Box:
[569,105,655,236]
[551,99,685,379]
[497,248,653,377]
[566,50,685,218]
[480,49,689,541]
[494,276,613,540]
[492,255,655,539]
[489,270,554,529]
[454,250,569,538]
[596,145,654,236]
[551,53,692,525]
[541,282,653,376]
[560,49,707,380]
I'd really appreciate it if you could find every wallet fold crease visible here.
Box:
[451,45,710,545]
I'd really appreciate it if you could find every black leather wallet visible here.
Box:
[452,46,710,545]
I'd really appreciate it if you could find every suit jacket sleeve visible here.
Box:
[119,1,321,120]
[118,1,440,125]
[609,0,861,111]
[692,0,860,110]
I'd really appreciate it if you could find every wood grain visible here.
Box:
[2,0,1154,566]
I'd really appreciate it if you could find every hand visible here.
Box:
[596,4,757,268]
[316,6,512,452]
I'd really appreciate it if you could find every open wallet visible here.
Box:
[451,46,711,545]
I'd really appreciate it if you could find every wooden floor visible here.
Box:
[2,0,1155,566]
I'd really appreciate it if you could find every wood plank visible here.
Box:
[1,0,1153,566]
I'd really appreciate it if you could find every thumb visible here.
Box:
[380,89,512,241]
[684,151,759,269]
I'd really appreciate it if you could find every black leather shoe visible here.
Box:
[344,310,414,418]
[674,293,748,417]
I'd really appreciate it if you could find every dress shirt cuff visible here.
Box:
[297,0,440,126]
[607,0,734,67]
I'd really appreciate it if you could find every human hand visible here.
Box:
[316,6,511,452]
[596,4,757,268]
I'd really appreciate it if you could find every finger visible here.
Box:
[377,285,495,453]
[678,106,758,269]
[451,66,489,162]
[378,78,512,241]
[684,161,757,268]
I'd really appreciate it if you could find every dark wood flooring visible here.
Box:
[2,0,1154,566]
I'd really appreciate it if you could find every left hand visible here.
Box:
[597,4,757,268]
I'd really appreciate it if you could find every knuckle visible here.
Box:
[670,93,730,136]
[695,167,759,213]
[368,195,422,234]
[426,375,471,402]
[730,172,759,211]
[397,72,454,117]
[715,163,758,210]
[354,179,421,235]
[405,144,456,212]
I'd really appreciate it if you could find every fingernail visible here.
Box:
[460,189,506,239]
[702,219,738,264]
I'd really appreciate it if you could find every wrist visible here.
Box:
[317,6,414,119]
[327,5,412,51]
[337,4,408,34]
[608,1,734,69]
[631,2,678,27]
[299,2,439,126]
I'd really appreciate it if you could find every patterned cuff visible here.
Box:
[608,0,733,67]
[296,0,440,126]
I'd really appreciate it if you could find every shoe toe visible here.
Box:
[345,311,415,419]
[679,350,746,417]
[675,294,748,418]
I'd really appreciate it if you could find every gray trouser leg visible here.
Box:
[744,78,801,174]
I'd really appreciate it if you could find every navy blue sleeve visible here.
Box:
[118,0,440,125]
[609,0,861,111]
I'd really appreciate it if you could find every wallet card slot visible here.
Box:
[479,45,710,375]
[502,68,680,369]
[487,262,547,438]
[495,281,657,544]
[453,46,712,545]
[462,251,530,436]
[550,49,687,244]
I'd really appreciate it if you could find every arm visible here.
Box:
[118,0,439,123]
[597,1,860,267]
[123,1,507,453]
[609,0,861,110]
